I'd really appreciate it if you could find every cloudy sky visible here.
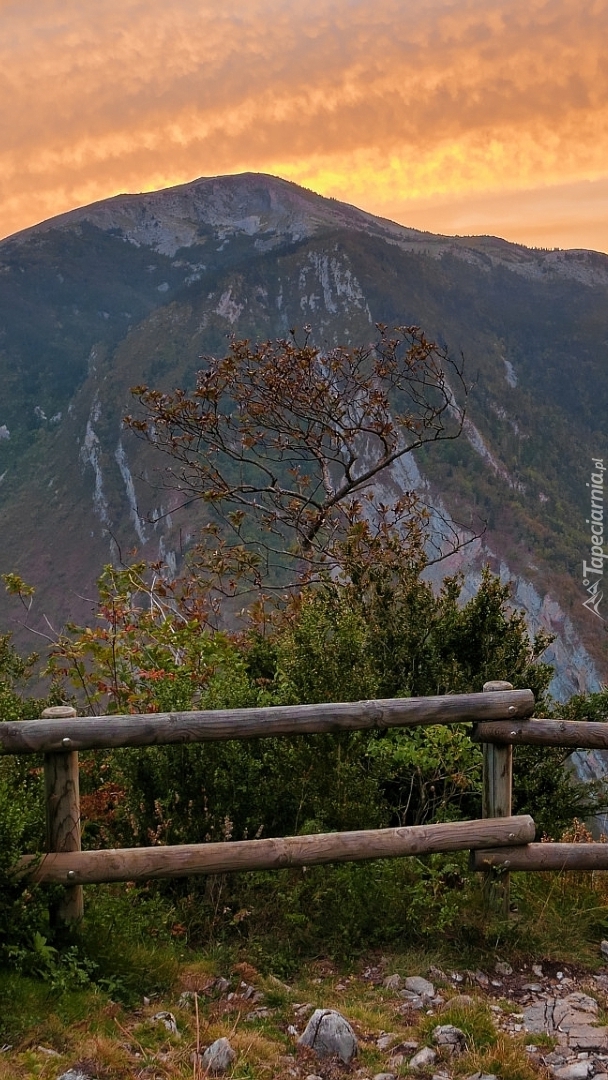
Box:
[2,0,607,251]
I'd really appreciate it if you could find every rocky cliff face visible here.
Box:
[0,173,606,698]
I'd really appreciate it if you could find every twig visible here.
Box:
[114,1016,148,1059]
[194,991,201,1079]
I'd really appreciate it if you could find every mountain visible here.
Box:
[0,172,607,698]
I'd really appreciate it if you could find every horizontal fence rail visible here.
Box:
[472,843,608,872]
[18,817,536,885]
[4,683,608,929]
[0,690,535,755]
[473,718,608,750]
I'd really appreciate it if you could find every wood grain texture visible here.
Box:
[41,705,83,925]
[0,690,535,755]
[473,719,608,749]
[472,843,608,871]
[480,681,513,914]
[480,683,513,820]
[18,815,536,885]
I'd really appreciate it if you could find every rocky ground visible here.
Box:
[9,953,608,1080]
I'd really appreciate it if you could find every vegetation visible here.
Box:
[125,326,468,584]
[2,527,607,990]
[2,869,608,1077]
[1,326,607,1074]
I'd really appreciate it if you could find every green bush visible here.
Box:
[0,634,65,965]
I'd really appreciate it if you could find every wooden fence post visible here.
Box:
[481,681,513,915]
[42,706,83,928]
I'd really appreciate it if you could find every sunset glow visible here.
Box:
[2,0,607,251]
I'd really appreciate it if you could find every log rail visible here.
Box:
[4,686,608,928]
[19,817,536,885]
[0,689,535,755]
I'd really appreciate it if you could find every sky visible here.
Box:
[2,0,608,252]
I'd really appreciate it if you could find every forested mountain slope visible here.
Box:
[0,173,606,696]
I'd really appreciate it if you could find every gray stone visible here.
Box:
[405,976,435,997]
[382,974,402,991]
[563,993,599,1015]
[553,1063,592,1079]
[429,966,448,981]
[58,1073,96,1080]
[495,961,513,976]
[151,1011,178,1035]
[465,1074,498,1080]
[432,1024,466,1053]
[545,1051,568,1065]
[297,1009,358,1063]
[390,1040,419,1055]
[409,1046,437,1070]
[523,994,608,1051]
[376,1033,398,1051]
[245,1007,273,1021]
[524,1001,551,1033]
[561,1026,607,1051]
[439,994,476,1012]
[372,1074,396,1080]
[601,940,608,960]
[201,1037,236,1075]
[398,990,425,1009]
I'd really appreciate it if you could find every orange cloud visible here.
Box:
[1,0,607,251]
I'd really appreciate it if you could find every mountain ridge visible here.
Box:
[0,172,606,699]
[9,171,608,285]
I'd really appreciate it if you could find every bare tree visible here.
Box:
[126,325,469,587]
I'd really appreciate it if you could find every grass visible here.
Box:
[2,866,608,1077]
[0,950,567,1080]
[418,999,498,1051]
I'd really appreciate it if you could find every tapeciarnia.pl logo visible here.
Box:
[582,458,605,620]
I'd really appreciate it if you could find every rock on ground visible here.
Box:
[524,992,608,1052]
[552,1062,593,1079]
[404,976,435,997]
[151,1010,178,1035]
[298,1009,358,1063]
[409,1045,437,1070]
[57,1073,97,1080]
[201,1037,236,1074]
[432,1024,466,1053]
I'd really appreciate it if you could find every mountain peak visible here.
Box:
[7,172,608,285]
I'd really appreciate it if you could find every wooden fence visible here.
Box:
[2,680,607,926]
